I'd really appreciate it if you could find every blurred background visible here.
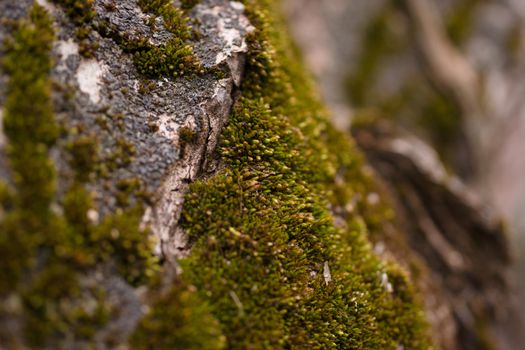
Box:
[283,0,525,348]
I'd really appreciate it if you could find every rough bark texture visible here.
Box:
[352,120,512,350]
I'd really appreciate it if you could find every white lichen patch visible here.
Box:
[155,114,197,144]
[76,59,106,104]
[196,3,254,65]
[230,1,245,12]
[57,39,79,60]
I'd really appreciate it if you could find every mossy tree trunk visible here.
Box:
[0,0,512,349]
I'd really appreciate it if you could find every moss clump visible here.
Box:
[0,3,58,294]
[51,0,98,58]
[131,274,225,350]
[133,39,199,78]
[168,0,432,348]
[53,0,202,76]
[65,134,99,182]
[135,0,202,78]
[50,0,96,25]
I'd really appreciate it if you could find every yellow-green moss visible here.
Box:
[50,0,96,25]
[65,134,99,182]
[0,3,58,294]
[168,0,431,348]
[131,275,225,350]
[52,0,202,77]
[135,0,202,78]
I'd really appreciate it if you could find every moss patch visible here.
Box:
[51,0,96,24]
[134,0,202,78]
[0,4,157,346]
[131,274,225,350]
[0,0,432,347]
[169,0,432,348]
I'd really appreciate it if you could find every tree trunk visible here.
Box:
[0,0,513,349]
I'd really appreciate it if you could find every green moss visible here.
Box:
[135,0,202,78]
[90,206,159,284]
[133,39,200,78]
[165,0,432,348]
[65,134,99,182]
[131,274,225,350]
[0,0,431,347]
[50,0,96,25]
[138,80,157,95]
[78,39,99,58]
[53,0,201,76]
[0,3,59,294]
[115,177,141,207]
[0,4,158,346]
[0,181,13,212]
